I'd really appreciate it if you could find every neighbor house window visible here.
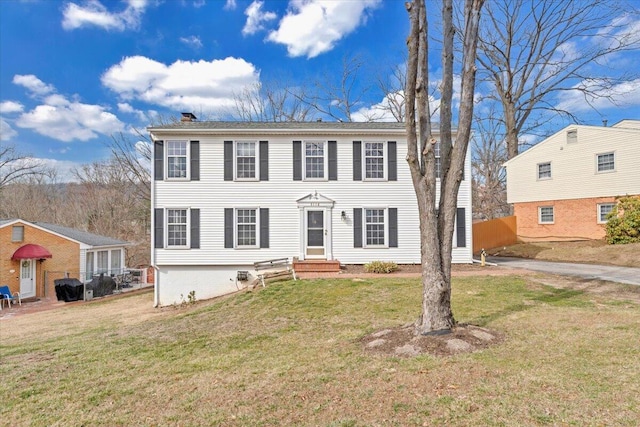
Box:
[364,141,385,179]
[597,152,615,172]
[304,141,326,179]
[167,209,188,247]
[85,252,94,280]
[97,251,108,274]
[236,209,257,247]
[236,140,257,179]
[539,206,554,224]
[166,140,188,179]
[365,208,386,246]
[110,249,122,274]
[598,203,615,223]
[538,162,551,180]
[11,225,24,242]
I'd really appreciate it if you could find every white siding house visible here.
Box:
[504,120,640,241]
[149,119,473,306]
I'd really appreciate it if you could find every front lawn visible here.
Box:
[1,276,639,426]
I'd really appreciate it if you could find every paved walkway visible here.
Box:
[486,257,640,286]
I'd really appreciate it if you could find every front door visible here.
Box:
[306,210,325,258]
[20,259,36,298]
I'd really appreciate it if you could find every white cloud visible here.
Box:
[242,1,277,36]
[1,118,18,141]
[101,55,261,112]
[267,0,381,58]
[62,0,148,31]
[555,78,640,113]
[180,35,203,49]
[38,157,82,182]
[223,0,237,11]
[0,101,24,114]
[13,75,55,96]
[118,102,149,122]
[352,91,404,122]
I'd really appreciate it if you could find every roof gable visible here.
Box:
[0,219,128,247]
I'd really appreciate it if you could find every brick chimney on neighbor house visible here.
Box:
[181,112,197,122]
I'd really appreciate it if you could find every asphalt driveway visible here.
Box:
[486,256,640,286]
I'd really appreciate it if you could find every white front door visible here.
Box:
[20,259,36,298]
[305,210,326,258]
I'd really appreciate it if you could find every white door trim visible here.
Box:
[296,192,334,261]
[19,259,36,298]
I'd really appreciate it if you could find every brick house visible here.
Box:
[503,120,640,241]
[0,219,129,300]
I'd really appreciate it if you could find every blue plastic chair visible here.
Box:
[0,285,21,310]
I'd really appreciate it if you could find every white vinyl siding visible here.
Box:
[539,206,554,224]
[505,124,640,204]
[166,140,188,179]
[598,203,615,223]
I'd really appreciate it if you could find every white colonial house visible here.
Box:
[149,116,473,306]
[504,119,640,241]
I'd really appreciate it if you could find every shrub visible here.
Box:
[364,261,399,274]
[605,196,640,244]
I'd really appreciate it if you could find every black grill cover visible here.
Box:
[86,274,116,297]
[54,278,84,302]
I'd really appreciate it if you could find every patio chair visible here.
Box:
[0,285,21,310]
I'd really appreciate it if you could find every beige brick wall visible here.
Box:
[0,221,80,298]
[513,196,622,241]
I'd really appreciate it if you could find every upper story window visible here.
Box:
[567,129,577,144]
[598,203,615,223]
[539,206,554,224]
[434,141,442,179]
[11,225,24,242]
[597,152,615,173]
[305,141,326,179]
[167,208,188,247]
[537,162,551,180]
[364,142,385,180]
[167,140,188,179]
[236,141,257,180]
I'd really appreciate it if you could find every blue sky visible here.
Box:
[1,0,639,181]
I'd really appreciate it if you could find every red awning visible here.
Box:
[11,244,53,260]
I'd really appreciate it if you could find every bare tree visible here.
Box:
[477,0,640,159]
[0,142,51,190]
[231,81,314,122]
[405,0,484,334]
[471,109,509,219]
[107,130,152,202]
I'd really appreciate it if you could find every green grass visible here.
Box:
[2,276,639,426]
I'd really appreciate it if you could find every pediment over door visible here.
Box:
[296,192,335,208]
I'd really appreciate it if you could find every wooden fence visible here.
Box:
[472,216,517,253]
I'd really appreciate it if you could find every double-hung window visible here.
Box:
[305,141,326,179]
[167,140,188,179]
[364,142,385,180]
[537,162,551,180]
[97,250,108,274]
[236,209,257,247]
[434,141,442,179]
[598,203,615,223]
[167,209,188,247]
[597,152,615,173]
[236,141,257,179]
[539,206,554,224]
[365,208,386,247]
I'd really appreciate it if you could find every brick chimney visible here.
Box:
[181,112,197,122]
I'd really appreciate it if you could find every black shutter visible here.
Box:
[190,141,200,181]
[353,208,363,248]
[328,140,337,181]
[456,208,466,247]
[224,208,234,248]
[293,141,302,181]
[224,141,233,181]
[154,141,164,181]
[260,208,269,248]
[353,141,362,181]
[389,208,398,248]
[388,141,397,181]
[154,208,163,248]
[190,209,200,249]
[259,141,269,181]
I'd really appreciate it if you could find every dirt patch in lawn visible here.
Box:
[361,323,504,357]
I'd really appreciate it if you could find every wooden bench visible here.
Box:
[252,258,297,288]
